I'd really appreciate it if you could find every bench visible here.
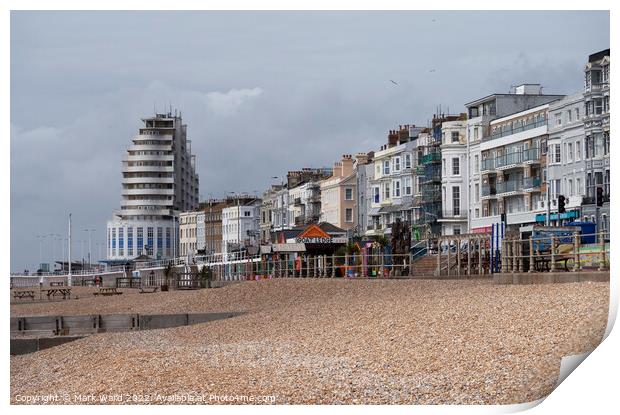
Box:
[139,286,159,294]
[44,287,72,300]
[534,244,574,272]
[50,281,65,287]
[94,287,123,296]
[13,290,36,301]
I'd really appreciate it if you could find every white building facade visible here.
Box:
[222,201,261,254]
[465,85,564,233]
[439,120,468,235]
[546,93,586,224]
[106,111,199,261]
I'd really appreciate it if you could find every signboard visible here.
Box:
[296,237,334,244]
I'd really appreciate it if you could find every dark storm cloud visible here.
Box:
[10,10,609,271]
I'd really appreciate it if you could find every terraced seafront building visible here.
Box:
[106,111,199,261]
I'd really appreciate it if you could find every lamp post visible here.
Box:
[84,229,95,269]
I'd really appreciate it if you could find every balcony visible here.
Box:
[522,177,542,190]
[421,152,441,164]
[496,180,523,195]
[522,147,540,163]
[293,197,302,206]
[495,152,522,169]
[481,158,495,172]
[487,118,546,141]
[481,185,496,198]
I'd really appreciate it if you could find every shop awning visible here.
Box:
[368,207,381,216]
[272,243,306,252]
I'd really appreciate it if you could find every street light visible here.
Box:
[84,229,95,269]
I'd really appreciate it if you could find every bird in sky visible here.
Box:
[429,69,436,73]
[390,80,398,85]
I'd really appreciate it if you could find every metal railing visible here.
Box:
[500,231,609,273]
[488,118,546,140]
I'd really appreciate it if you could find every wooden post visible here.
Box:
[529,237,534,273]
[573,232,580,272]
[314,255,318,278]
[466,237,471,277]
[598,230,606,271]
[511,239,516,273]
[446,239,451,276]
[436,238,441,276]
[550,236,556,272]
[456,237,461,276]
[331,254,336,278]
[478,237,483,275]
[519,240,525,272]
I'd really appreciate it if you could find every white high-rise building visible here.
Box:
[106,111,199,261]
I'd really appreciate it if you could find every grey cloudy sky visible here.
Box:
[10,11,609,272]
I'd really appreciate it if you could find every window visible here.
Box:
[594,98,603,115]
[576,178,582,196]
[451,131,460,143]
[555,179,561,197]
[442,159,446,176]
[452,186,460,216]
[555,113,562,126]
[604,132,610,155]
[137,228,143,255]
[383,160,390,175]
[394,157,401,172]
[127,227,133,256]
[575,108,580,120]
[147,227,154,255]
[475,208,479,218]
[569,179,574,196]
[474,155,479,173]
[394,180,401,197]
[157,227,163,256]
[568,143,573,162]
[383,182,390,199]
[404,177,412,196]
[166,228,171,257]
[453,226,461,235]
[345,187,353,200]
[452,157,460,175]
[567,110,572,123]
[405,154,412,169]
[345,208,353,222]
[554,144,561,163]
[373,186,380,203]
[474,128,479,141]
[475,183,480,202]
[576,141,582,160]
[118,228,125,256]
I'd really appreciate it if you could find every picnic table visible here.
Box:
[139,286,159,294]
[50,281,65,287]
[13,289,36,301]
[44,287,72,300]
[94,287,123,296]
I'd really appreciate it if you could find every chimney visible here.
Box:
[341,154,354,177]
[355,152,368,166]
[388,129,399,147]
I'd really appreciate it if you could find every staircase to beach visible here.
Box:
[409,254,437,277]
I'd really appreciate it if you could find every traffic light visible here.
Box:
[596,187,604,207]
[558,195,566,214]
